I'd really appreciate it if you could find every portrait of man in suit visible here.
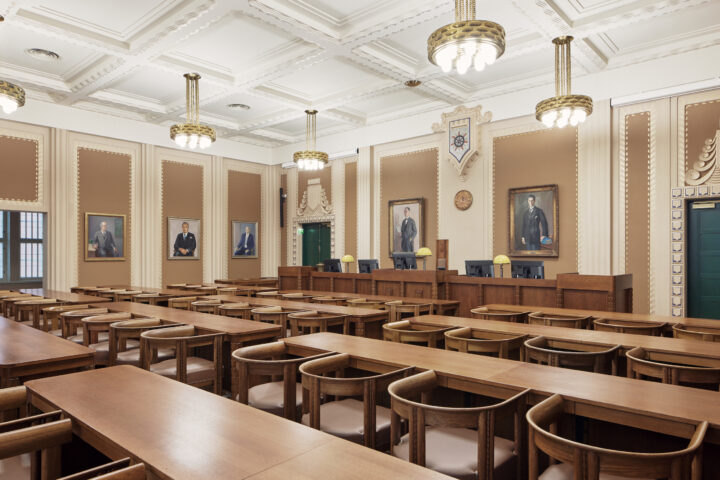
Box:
[168,217,200,259]
[93,221,118,257]
[232,221,258,258]
[85,213,125,261]
[521,194,549,250]
[509,185,558,257]
[389,199,423,255]
[400,207,417,252]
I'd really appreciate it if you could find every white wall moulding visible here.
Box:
[261,164,279,277]
[285,166,298,265]
[331,159,346,261]
[139,143,161,287]
[356,146,372,259]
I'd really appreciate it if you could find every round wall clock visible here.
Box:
[454,190,473,211]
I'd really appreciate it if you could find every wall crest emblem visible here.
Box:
[432,104,492,178]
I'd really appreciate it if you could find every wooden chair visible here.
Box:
[282,292,315,302]
[527,393,707,479]
[385,300,433,323]
[183,284,203,290]
[15,298,61,327]
[299,353,414,449]
[42,304,92,332]
[382,321,452,348]
[673,323,720,342]
[524,336,620,375]
[113,290,142,302]
[252,306,305,338]
[346,298,385,310]
[389,370,529,480]
[166,283,186,288]
[141,325,223,394]
[96,289,123,300]
[167,296,198,310]
[471,307,531,323]
[216,287,238,296]
[108,318,178,366]
[58,459,146,480]
[60,308,110,342]
[256,291,282,299]
[132,293,166,305]
[81,313,134,366]
[444,327,528,360]
[527,312,591,329]
[217,302,253,320]
[196,286,218,295]
[626,347,720,390]
[593,318,666,336]
[190,299,222,314]
[232,341,333,420]
[311,296,345,305]
[288,311,349,336]
[2,294,38,318]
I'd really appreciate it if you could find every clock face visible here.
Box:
[454,190,473,211]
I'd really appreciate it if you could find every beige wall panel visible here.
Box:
[77,148,132,286]
[298,167,331,205]
[280,173,287,267]
[684,97,720,176]
[493,128,577,278]
[162,161,203,284]
[0,136,38,202]
[228,170,261,278]
[625,113,651,314]
[345,161,357,272]
[379,150,438,269]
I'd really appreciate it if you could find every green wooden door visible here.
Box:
[687,200,720,320]
[301,223,331,267]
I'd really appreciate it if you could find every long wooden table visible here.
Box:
[0,317,94,387]
[283,333,720,445]
[483,303,720,330]
[206,295,389,338]
[26,366,449,480]
[214,277,279,287]
[19,289,108,305]
[409,314,720,359]
[279,289,460,315]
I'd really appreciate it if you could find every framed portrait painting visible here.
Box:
[232,221,258,258]
[168,217,200,260]
[84,213,126,261]
[509,185,559,257]
[388,198,424,256]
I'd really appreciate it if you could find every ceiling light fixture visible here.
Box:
[0,16,25,115]
[293,110,327,171]
[536,36,593,129]
[25,48,60,61]
[170,73,215,149]
[404,80,421,87]
[227,103,251,110]
[427,0,505,75]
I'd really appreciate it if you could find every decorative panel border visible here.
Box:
[0,120,47,212]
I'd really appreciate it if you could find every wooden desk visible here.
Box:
[206,295,389,338]
[483,304,720,330]
[409,315,720,359]
[0,317,94,387]
[19,289,107,305]
[214,277,279,287]
[26,366,449,480]
[280,289,460,315]
[283,333,720,444]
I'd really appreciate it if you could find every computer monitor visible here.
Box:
[392,252,417,270]
[510,260,545,279]
[323,258,342,273]
[357,259,379,274]
[465,260,494,277]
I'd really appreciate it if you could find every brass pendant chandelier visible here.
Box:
[170,73,215,149]
[0,16,25,115]
[427,0,505,75]
[293,110,328,171]
[536,36,593,129]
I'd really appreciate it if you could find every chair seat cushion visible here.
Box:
[150,357,216,385]
[301,398,391,445]
[392,427,516,480]
[116,347,174,366]
[48,328,62,337]
[539,463,649,480]
[247,381,303,417]
[89,339,139,365]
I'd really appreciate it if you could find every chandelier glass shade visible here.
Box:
[536,36,593,129]
[293,110,328,171]
[170,73,215,149]
[427,0,505,75]
[0,17,25,115]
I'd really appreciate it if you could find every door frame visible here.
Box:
[292,214,335,267]
[685,196,720,319]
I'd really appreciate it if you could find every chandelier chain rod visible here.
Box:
[454,0,475,22]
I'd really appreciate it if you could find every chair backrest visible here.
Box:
[382,320,451,348]
[346,298,385,310]
[81,312,134,346]
[190,300,222,314]
[287,311,349,336]
[626,347,720,390]
[388,370,530,480]
[256,291,281,298]
[593,318,666,336]
[217,302,252,319]
[527,393,707,480]
[231,341,335,420]
[311,296,345,305]
[113,290,142,302]
[385,301,433,323]
[60,308,110,337]
[167,296,198,310]
[527,312,591,329]
[282,292,313,302]
[672,323,720,342]
[108,318,173,366]
[300,353,414,448]
[470,307,530,323]
[524,336,620,375]
[57,459,146,480]
[43,304,92,331]
[444,327,528,359]
[216,287,238,295]
[252,306,293,337]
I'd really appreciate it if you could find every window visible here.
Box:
[0,210,45,285]
[19,212,43,279]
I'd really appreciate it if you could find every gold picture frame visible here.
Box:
[232,220,259,259]
[84,213,126,261]
[509,184,559,257]
[168,217,200,260]
[388,198,424,256]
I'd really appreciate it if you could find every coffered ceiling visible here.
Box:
[1,0,718,148]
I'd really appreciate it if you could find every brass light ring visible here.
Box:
[535,95,593,121]
[293,150,329,163]
[0,80,26,107]
[427,20,506,65]
[169,123,216,141]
